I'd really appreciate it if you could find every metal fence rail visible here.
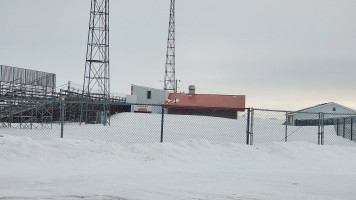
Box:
[1,99,355,146]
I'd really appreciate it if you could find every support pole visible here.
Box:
[30,105,34,130]
[320,113,324,145]
[336,119,339,136]
[351,117,354,141]
[160,104,165,143]
[60,97,65,138]
[250,109,254,145]
[318,113,321,145]
[343,118,346,138]
[246,108,251,145]
[285,112,288,142]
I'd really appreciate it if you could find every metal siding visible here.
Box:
[0,65,55,88]
[165,93,246,110]
[132,85,168,105]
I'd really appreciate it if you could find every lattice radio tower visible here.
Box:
[81,0,110,124]
[163,0,176,93]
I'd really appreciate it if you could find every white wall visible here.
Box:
[126,85,169,114]
[125,95,137,104]
[130,84,168,105]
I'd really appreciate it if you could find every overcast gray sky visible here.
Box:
[0,0,355,110]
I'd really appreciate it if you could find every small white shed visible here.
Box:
[288,102,356,126]
[126,84,169,113]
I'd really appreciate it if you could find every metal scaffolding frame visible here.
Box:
[0,65,56,129]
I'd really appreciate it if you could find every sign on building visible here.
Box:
[134,105,152,113]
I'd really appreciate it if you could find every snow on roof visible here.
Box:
[292,102,356,114]
[165,93,246,111]
[295,103,329,112]
[131,84,167,92]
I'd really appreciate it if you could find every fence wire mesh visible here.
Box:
[163,109,248,144]
[252,109,356,146]
[323,113,356,144]
[1,98,356,146]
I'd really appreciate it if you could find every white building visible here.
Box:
[288,102,356,126]
[126,84,169,113]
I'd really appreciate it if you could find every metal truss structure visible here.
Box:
[0,1,132,128]
[0,65,56,129]
[81,0,110,125]
[0,64,126,130]
[163,0,176,93]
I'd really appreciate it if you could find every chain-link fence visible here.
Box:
[1,98,355,146]
[251,109,356,145]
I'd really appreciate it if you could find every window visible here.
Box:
[147,91,151,99]
[333,107,336,111]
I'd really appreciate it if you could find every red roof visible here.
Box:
[165,93,246,111]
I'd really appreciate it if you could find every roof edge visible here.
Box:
[131,84,167,92]
[168,93,246,97]
[292,102,356,114]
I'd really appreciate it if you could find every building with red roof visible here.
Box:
[165,86,246,119]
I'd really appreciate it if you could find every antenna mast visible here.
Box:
[163,0,176,93]
[81,0,110,124]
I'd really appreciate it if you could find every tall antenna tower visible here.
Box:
[163,0,176,93]
[81,0,110,124]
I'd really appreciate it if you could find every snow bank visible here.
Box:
[0,135,356,200]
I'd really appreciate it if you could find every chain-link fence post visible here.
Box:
[318,113,321,145]
[336,118,339,136]
[246,108,251,145]
[103,102,108,126]
[60,97,65,139]
[285,111,288,142]
[351,117,354,141]
[108,102,111,125]
[250,108,254,145]
[160,104,165,143]
[343,118,346,138]
[30,105,34,129]
[321,113,324,145]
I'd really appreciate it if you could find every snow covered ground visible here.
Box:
[1,113,356,199]
[1,135,356,200]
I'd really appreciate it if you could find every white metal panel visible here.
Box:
[131,85,168,105]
